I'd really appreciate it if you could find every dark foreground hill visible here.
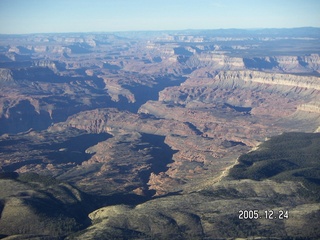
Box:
[0,173,96,239]
[229,132,320,199]
[1,132,319,239]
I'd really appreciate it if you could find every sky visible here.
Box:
[0,0,319,34]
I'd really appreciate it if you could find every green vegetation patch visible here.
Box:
[0,172,95,238]
[17,172,60,186]
[228,132,320,197]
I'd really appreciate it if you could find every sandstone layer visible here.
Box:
[0,29,320,239]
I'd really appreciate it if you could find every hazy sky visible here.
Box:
[0,0,319,34]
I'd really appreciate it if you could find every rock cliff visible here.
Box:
[61,108,199,137]
[74,132,320,239]
[187,53,245,70]
[297,103,320,113]
[1,30,320,239]
[0,68,14,84]
[215,70,320,91]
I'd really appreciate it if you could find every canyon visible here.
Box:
[0,28,320,239]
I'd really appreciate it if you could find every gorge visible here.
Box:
[0,28,320,239]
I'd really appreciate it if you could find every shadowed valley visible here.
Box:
[0,28,320,239]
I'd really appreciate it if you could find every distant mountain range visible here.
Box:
[0,28,319,239]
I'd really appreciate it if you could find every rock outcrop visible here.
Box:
[0,68,14,83]
[74,132,320,239]
[297,103,320,113]
[61,108,199,137]
[1,29,320,239]
[186,53,245,69]
[215,70,320,91]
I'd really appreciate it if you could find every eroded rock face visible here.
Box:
[153,69,320,122]
[61,108,199,137]
[1,31,320,197]
[215,70,320,91]
[57,131,176,196]
[72,132,320,239]
[186,53,246,69]
[1,30,320,239]
[0,68,14,83]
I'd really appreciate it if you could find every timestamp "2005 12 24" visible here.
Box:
[238,210,289,220]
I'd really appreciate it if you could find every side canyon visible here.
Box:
[0,28,320,239]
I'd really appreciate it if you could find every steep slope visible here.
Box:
[0,173,95,239]
[229,132,320,187]
[71,132,320,239]
[1,30,320,239]
[141,70,320,133]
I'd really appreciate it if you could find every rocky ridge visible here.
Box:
[72,132,320,239]
[1,29,320,239]
[0,173,95,238]
[215,70,320,90]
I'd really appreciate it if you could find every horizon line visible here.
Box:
[0,26,319,36]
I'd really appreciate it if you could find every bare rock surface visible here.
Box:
[72,132,320,239]
[0,29,320,239]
